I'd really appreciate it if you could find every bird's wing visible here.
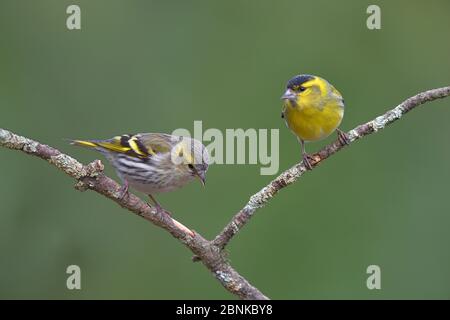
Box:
[137,133,179,155]
[71,133,177,158]
[330,85,345,106]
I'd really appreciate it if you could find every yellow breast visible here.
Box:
[284,100,344,142]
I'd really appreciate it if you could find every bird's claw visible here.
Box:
[337,129,350,146]
[302,153,314,170]
[118,183,129,201]
[147,202,172,218]
[160,208,172,218]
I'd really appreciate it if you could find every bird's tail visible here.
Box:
[68,137,133,154]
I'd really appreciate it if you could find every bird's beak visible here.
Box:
[281,89,296,101]
[195,171,206,187]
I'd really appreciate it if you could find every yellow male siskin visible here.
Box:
[281,74,349,169]
[71,133,209,212]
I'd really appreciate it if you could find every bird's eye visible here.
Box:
[299,86,306,92]
[188,164,194,170]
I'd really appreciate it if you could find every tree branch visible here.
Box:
[1,86,449,299]
[213,86,450,249]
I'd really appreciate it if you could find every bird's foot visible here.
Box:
[147,194,171,217]
[337,128,350,146]
[157,205,172,218]
[146,194,195,236]
[302,152,314,170]
[147,202,195,236]
[146,202,171,217]
[118,181,129,201]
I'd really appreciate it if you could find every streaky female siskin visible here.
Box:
[70,133,209,212]
[281,74,349,169]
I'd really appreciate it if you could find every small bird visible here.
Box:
[70,133,209,213]
[281,74,349,169]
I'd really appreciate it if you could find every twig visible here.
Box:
[1,86,449,299]
[213,86,450,249]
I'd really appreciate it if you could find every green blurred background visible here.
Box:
[1,0,450,299]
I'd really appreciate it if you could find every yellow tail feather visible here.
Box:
[70,139,132,153]
[70,140,99,148]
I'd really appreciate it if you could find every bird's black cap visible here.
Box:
[286,74,315,89]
